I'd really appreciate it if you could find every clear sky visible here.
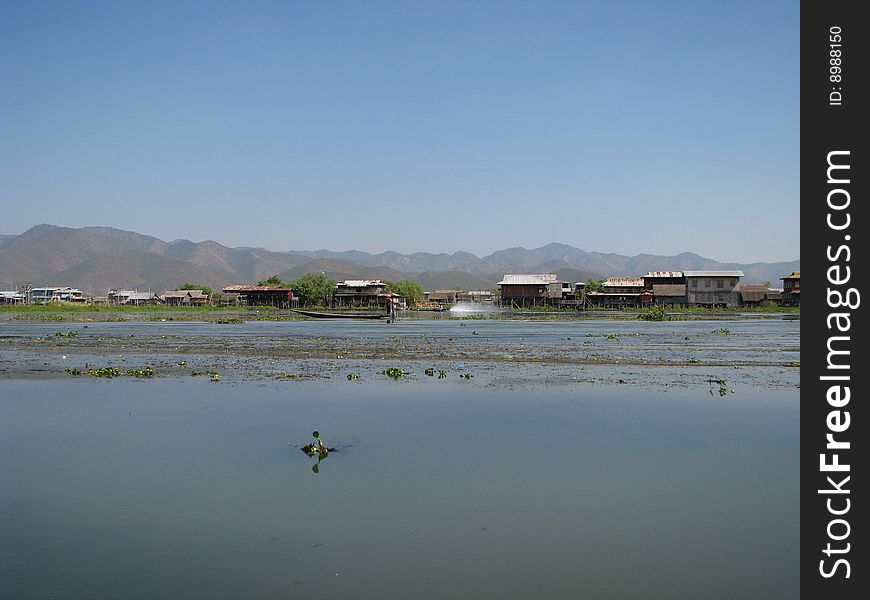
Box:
[1,0,799,263]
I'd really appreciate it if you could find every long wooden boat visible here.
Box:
[290,309,389,320]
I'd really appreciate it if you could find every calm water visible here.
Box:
[1,366,798,598]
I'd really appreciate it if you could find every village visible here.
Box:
[0,270,800,310]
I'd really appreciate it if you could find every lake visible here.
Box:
[0,318,799,598]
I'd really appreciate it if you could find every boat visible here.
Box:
[290,309,389,319]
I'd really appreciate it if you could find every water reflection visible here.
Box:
[447,301,503,315]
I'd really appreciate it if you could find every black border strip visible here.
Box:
[802,1,867,597]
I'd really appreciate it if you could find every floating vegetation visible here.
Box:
[298,431,336,474]
[460,373,474,379]
[382,367,406,380]
[708,377,733,396]
[65,367,81,376]
[55,330,79,337]
[438,369,447,379]
[637,305,670,321]
[88,367,122,378]
[210,373,221,382]
[605,333,620,340]
[424,368,435,377]
[214,318,244,324]
[126,367,155,378]
[346,372,360,380]
[177,360,187,367]
[711,328,732,335]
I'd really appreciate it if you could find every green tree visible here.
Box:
[290,273,336,306]
[258,275,285,286]
[762,280,771,288]
[386,280,425,306]
[178,283,214,297]
[584,279,605,293]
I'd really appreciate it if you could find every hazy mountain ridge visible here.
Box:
[0,225,799,296]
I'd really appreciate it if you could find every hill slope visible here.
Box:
[0,225,798,295]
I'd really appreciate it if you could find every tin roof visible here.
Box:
[222,285,292,292]
[652,284,687,296]
[644,271,683,278]
[338,280,386,287]
[127,292,156,301]
[603,277,644,287]
[682,270,744,278]
[498,274,559,285]
[161,290,209,298]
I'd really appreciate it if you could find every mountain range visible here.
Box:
[0,225,800,296]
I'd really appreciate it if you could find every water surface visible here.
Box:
[1,372,798,599]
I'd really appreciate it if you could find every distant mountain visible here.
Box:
[413,271,498,292]
[0,234,17,251]
[0,224,799,295]
[276,259,410,284]
[44,251,230,295]
[0,225,310,294]
[283,241,797,285]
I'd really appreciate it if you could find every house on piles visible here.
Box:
[497,274,563,308]
[643,271,687,306]
[780,271,800,306]
[683,271,744,308]
[221,285,296,308]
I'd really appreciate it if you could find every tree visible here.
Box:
[584,279,605,293]
[762,280,772,289]
[290,273,336,306]
[258,275,285,286]
[386,280,425,306]
[178,283,214,297]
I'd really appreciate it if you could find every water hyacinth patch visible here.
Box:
[382,367,406,380]
[708,377,733,396]
[126,367,155,378]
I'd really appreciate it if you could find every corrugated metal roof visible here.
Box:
[222,285,292,292]
[781,271,800,279]
[338,280,385,287]
[683,270,744,278]
[603,277,644,287]
[644,271,683,278]
[161,290,208,298]
[127,292,156,300]
[652,284,686,296]
[498,274,559,285]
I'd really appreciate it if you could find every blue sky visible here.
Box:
[0,0,799,263]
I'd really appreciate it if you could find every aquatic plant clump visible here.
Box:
[637,305,670,321]
[298,431,337,473]
[708,377,734,396]
[382,367,406,380]
[126,367,155,378]
[88,367,122,378]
